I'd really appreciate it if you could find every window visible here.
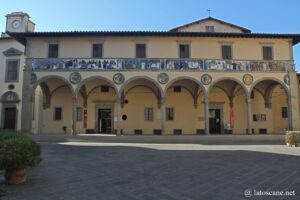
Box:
[101,86,109,92]
[281,107,288,118]
[135,43,146,58]
[205,25,215,32]
[6,93,16,101]
[6,60,19,82]
[179,44,190,58]
[48,44,59,58]
[76,107,82,121]
[262,46,273,60]
[92,43,103,58]
[144,107,153,121]
[174,86,181,93]
[53,107,62,121]
[221,45,232,59]
[253,114,266,122]
[166,107,174,121]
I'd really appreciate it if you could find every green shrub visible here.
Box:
[0,133,41,170]
[285,131,300,145]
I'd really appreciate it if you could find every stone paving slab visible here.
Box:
[0,143,299,200]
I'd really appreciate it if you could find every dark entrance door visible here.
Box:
[209,109,221,134]
[98,109,112,133]
[4,107,16,130]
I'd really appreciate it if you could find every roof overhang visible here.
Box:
[7,31,300,46]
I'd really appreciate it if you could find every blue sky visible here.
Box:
[1,0,300,71]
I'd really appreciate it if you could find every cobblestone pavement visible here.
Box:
[1,143,299,200]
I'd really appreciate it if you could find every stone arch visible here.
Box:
[32,75,75,99]
[249,77,289,96]
[207,77,249,99]
[164,76,207,97]
[164,76,207,108]
[1,91,20,102]
[75,76,118,99]
[119,76,164,101]
[249,77,290,131]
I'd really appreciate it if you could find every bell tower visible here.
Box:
[6,12,35,33]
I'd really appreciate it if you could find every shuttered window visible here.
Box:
[136,44,146,58]
[92,43,103,58]
[221,45,232,59]
[54,107,62,121]
[144,107,153,121]
[6,60,19,82]
[262,46,273,60]
[179,44,190,58]
[48,44,59,58]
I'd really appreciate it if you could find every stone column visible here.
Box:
[246,97,252,134]
[160,97,166,134]
[287,71,300,130]
[71,97,77,135]
[21,58,33,133]
[116,98,121,136]
[204,97,209,135]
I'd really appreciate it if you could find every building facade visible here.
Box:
[6,12,300,135]
[0,36,25,131]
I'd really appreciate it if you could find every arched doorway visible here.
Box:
[75,76,118,134]
[250,78,290,134]
[164,77,205,134]
[0,91,20,130]
[207,78,248,134]
[119,77,163,135]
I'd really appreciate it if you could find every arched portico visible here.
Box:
[249,77,290,133]
[119,76,164,134]
[207,77,249,134]
[164,77,206,134]
[31,75,75,134]
[75,76,118,134]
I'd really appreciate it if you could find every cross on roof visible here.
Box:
[207,9,212,17]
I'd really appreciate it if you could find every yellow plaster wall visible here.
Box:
[41,87,73,134]
[28,37,291,60]
[271,86,288,133]
[120,87,160,134]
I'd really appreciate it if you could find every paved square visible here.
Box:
[1,142,300,200]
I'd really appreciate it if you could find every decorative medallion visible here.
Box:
[283,74,290,85]
[69,72,82,84]
[113,73,125,85]
[157,73,169,84]
[201,74,212,85]
[31,73,37,85]
[8,84,15,90]
[243,74,253,85]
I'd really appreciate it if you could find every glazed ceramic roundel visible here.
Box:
[201,74,212,85]
[113,73,125,85]
[157,73,169,84]
[243,74,253,85]
[69,72,82,84]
